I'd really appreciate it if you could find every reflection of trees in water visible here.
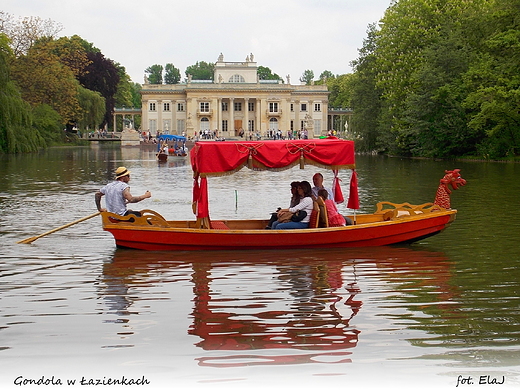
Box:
[377,253,519,350]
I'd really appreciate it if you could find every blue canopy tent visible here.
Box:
[157,134,188,156]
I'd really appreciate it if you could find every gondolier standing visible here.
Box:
[95,166,151,217]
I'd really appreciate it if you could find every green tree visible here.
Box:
[31,103,64,145]
[404,23,480,158]
[299,69,314,85]
[0,34,46,153]
[52,35,91,78]
[354,0,498,157]
[114,64,134,108]
[186,61,214,80]
[257,66,281,81]
[462,0,520,158]
[350,23,383,152]
[78,50,120,129]
[319,70,335,81]
[77,85,105,131]
[327,74,352,108]
[145,64,163,84]
[0,13,63,56]
[10,37,81,126]
[164,63,181,84]
[130,82,142,108]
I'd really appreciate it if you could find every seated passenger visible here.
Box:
[272,181,314,230]
[318,189,353,226]
[312,172,334,201]
[265,181,301,229]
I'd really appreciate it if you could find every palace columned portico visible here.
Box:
[113,108,142,131]
[328,108,353,137]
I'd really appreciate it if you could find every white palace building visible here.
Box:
[139,53,330,139]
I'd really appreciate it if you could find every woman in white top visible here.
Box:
[272,181,314,230]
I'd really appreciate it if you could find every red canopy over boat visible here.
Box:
[190,138,357,223]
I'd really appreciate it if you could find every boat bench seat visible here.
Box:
[376,202,436,221]
[210,221,230,230]
[315,196,329,228]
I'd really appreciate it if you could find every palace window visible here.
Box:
[234,102,242,111]
[200,117,210,131]
[222,102,228,111]
[222,120,228,131]
[300,103,307,112]
[248,102,255,112]
[149,102,156,111]
[248,120,255,131]
[177,102,185,112]
[290,104,294,112]
[200,102,210,112]
[314,103,321,112]
[177,119,185,133]
[314,119,321,134]
[163,102,170,111]
[269,117,279,131]
[269,102,279,113]
[149,119,156,132]
[229,74,245,83]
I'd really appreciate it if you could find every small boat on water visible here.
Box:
[156,134,188,162]
[101,138,466,251]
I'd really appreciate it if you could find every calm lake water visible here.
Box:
[1,143,519,389]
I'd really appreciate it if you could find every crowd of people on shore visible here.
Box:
[137,128,318,143]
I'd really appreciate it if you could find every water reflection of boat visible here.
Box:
[156,152,168,162]
[100,246,454,368]
[100,139,464,251]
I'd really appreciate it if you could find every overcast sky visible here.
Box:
[3,0,392,84]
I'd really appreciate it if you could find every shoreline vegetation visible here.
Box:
[2,1,520,159]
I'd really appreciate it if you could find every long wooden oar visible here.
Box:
[17,212,101,244]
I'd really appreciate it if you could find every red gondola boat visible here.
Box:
[100,138,465,251]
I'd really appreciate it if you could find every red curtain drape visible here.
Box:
[190,139,356,221]
[347,170,360,210]
[332,169,345,204]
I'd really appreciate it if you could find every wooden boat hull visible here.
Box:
[101,209,457,251]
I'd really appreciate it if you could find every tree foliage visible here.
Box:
[10,38,81,125]
[349,23,383,152]
[257,66,281,81]
[186,61,214,80]
[299,69,314,85]
[77,85,105,131]
[78,50,120,129]
[0,34,46,153]
[319,70,335,81]
[114,65,134,107]
[145,64,163,84]
[0,12,63,56]
[164,63,181,84]
[346,0,519,158]
[52,35,91,78]
[1,12,137,150]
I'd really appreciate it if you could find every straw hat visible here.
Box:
[115,166,131,179]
